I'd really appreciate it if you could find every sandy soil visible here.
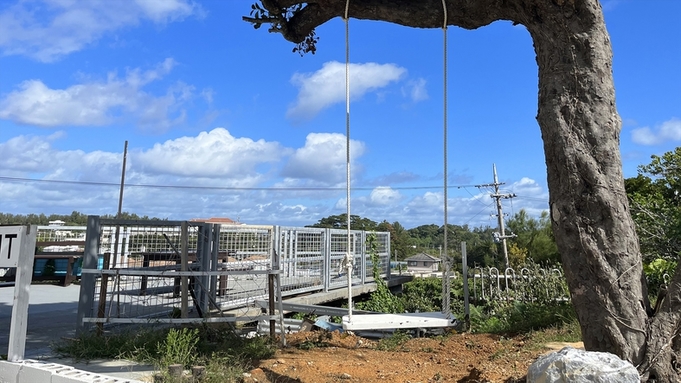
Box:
[244,331,583,383]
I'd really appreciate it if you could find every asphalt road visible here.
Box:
[0,283,154,381]
[0,283,81,359]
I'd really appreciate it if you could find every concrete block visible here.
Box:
[0,361,22,383]
[16,363,52,383]
[0,360,144,383]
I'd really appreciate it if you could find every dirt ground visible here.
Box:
[244,331,582,383]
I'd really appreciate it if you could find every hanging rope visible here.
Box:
[441,0,451,316]
[343,0,353,322]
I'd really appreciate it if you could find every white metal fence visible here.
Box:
[470,266,570,303]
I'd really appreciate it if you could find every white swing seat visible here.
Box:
[342,312,456,331]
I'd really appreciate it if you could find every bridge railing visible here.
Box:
[76,217,390,333]
[276,227,390,296]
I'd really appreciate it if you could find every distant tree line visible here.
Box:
[306,212,559,270]
[0,211,166,226]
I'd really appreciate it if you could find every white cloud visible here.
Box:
[0,58,194,130]
[0,0,202,62]
[0,132,122,182]
[376,177,549,228]
[135,128,287,178]
[509,177,545,196]
[406,192,443,213]
[631,118,681,146]
[0,132,64,173]
[134,0,201,22]
[281,133,366,184]
[0,129,294,221]
[403,78,429,102]
[368,187,402,206]
[287,61,406,122]
[0,131,550,228]
[601,0,623,12]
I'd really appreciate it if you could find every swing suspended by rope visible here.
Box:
[340,0,457,332]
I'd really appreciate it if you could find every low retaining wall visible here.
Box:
[0,360,143,383]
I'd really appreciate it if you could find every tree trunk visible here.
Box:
[523,1,675,379]
[247,0,681,380]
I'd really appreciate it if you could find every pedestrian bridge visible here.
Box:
[63,217,400,331]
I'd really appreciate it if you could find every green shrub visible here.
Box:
[469,301,576,334]
[644,258,677,298]
[400,277,443,313]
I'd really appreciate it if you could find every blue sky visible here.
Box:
[0,0,679,229]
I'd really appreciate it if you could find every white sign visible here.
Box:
[0,226,25,268]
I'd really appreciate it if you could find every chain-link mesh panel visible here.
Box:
[92,221,201,320]
[372,232,391,281]
[278,228,325,294]
[214,225,273,312]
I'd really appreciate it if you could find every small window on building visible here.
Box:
[408,261,417,266]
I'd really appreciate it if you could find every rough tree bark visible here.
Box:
[244,0,681,380]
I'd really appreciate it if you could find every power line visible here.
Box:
[0,175,481,192]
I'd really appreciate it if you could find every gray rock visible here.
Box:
[527,347,639,383]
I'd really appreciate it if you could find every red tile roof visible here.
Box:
[190,217,239,224]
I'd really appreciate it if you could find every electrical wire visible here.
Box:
[0,175,481,191]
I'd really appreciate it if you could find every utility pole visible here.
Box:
[476,164,516,269]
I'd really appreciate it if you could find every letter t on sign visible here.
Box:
[0,227,24,267]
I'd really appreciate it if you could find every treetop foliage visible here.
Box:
[625,147,681,262]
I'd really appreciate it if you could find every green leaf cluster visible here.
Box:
[505,210,559,265]
[625,148,681,263]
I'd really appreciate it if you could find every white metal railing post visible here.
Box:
[270,229,286,346]
[461,242,470,330]
[180,221,188,318]
[323,228,330,292]
[359,232,363,282]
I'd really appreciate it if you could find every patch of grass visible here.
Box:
[158,327,199,369]
[525,317,582,350]
[375,331,411,351]
[487,336,517,361]
[200,353,252,383]
[53,329,167,362]
[297,331,333,350]
[54,324,277,381]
